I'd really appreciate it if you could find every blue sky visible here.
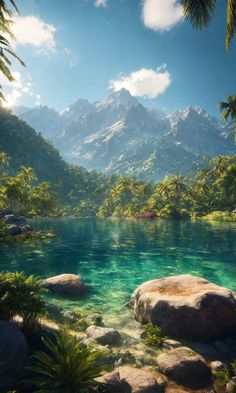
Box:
[2,0,236,115]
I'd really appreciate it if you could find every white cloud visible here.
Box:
[109,65,171,99]
[0,71,40,108]
[95,0,108,8]
[142,0,184,32]
[11,15,57,53]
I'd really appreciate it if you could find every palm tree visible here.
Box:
[29,330,110,393]
[219,94,236,143]
[0,0,25,101]
[180,0,236,51]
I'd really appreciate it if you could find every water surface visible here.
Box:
[0,218,235,315]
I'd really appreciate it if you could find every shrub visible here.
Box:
[158,206,190,219]
[202,211,236,222]
[141,323,166,347]
[0,272,46,335]
[232,360,236,374]
[213,367,230,391]
[0,219,10,239]
[29,330,110,393]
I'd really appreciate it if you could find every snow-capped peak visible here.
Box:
[96,88,138,110]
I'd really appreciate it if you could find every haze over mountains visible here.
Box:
[16,88,235,181]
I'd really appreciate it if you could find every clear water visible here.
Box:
[0,218,236,316]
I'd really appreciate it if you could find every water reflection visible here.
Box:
[0,218,235,314]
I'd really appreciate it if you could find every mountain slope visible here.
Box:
[0,108,109,202]
[18,89,235,181]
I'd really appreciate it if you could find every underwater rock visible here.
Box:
[62,310,77,322]
[86,325,121,346]
[0,321,28,392]
[131,274,236,340]
[156,346,211,389]
[42,273,87,296]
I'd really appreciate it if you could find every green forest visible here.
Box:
[0,107,235,222]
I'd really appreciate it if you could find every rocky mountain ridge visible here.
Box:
[17,89,235,181]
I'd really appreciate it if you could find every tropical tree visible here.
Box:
[0,0,25,101]
[219,94,236,143]
[180,0,236,50]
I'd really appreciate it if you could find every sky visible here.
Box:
[1,0,236,116]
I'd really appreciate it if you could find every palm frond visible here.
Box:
[226,0,236,50]
[180,0,217,29]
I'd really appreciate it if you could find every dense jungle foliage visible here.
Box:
[0,108,235,220]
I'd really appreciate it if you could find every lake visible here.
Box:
[0,218,236,316]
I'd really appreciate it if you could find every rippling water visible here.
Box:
[0,218,236,315]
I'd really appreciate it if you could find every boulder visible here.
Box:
[3,214,26,225]
[131,275,236,340]
[8,224,22,236]
[0,321,28,392]
[96,371,131,393]
[98,367,165,393]
[156,347,211,389]
[42,274,87,296]
[226,377,236,393]
[210,360,226,371]
[118,366,165,393]
[86,325,121,346]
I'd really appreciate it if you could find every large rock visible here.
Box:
[156,347,211,389]
[42,274,87,296]
[118,366,165,393]
[131,275,236,340]
[3,214,26,225]
[86,325,121,346]
[96,371,131,393]
[0,321,28,393]
[8,224,22,236]
[98,367,164,393]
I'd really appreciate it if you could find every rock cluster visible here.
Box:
[0,209,32,235]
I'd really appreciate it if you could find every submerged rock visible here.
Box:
[131,274,236,340]
[156,346,212,389]
[42,273,87,296]
[0,321,28,392]
[86,325,121,346]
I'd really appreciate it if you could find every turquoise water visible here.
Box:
[0,218,236,315]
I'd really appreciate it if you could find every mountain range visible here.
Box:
[16,88,235,181]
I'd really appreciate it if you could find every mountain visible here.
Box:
[19,89,235,181]
[0,107,108,201]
